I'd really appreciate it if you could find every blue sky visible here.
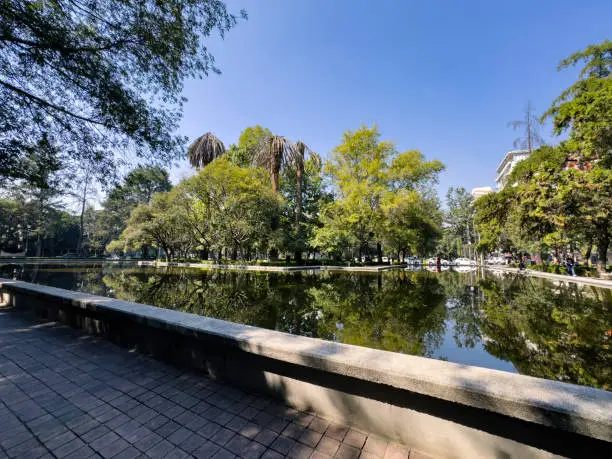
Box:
[172,0,612,199]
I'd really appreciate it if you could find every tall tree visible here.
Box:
[508,101,544,154]
[313,125,444,261]
[445,187,476,258]
[255,136,296,193]
[543,40,612,166]
[291,141,321,261]
[0,0,245,181]
[187,132,226,169]
[99,166,172,245]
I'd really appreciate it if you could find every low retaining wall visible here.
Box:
[1,278,610,459]
[486,266,612,289]
[138,261,403,272]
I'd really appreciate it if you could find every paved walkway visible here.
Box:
[486,266,612,289]
[0,312,422,459]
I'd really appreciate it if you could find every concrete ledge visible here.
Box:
[486,266,612,289]
[137,261,403,272]
[1,278,610,458]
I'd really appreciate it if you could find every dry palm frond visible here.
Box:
[293,141,320,168]
[254,135,296,192]
[187,132,226,169]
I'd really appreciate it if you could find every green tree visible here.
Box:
[0,0,245,181]
[226,125,272,167]
[313,125,444,261]
[109,188,192,260]
[543,40,612,166]
[7,136,69,256]
[99,166,172,246]
[180,159,282,260]
[281,151,328,261]
[444,187,476,258]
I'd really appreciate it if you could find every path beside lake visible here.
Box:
[0,311,425,459]
[486,266,612,289]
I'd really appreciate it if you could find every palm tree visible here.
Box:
[254,135,296,193]
[293,141,321,229]
[187,132,225,169]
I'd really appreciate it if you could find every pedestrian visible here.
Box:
[566,258,576,277]
[519,255,525,271]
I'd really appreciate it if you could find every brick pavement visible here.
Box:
[0,312,427,459]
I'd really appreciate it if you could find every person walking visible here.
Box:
[566,257,576,277]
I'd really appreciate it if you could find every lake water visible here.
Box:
[1,262,610,390]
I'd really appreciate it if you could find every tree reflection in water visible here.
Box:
[1,263,609,389]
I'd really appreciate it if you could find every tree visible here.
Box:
[281,152,328,261]
[290,141,321,261]
[543,40,612,166]
[313,125,444,261]
[473,190,514,256]
[255,136,297,193]
[444,187,476,258]
[7,136,69,256]
[225,125,272,167]
[382,192,442,259]
[99,166,172,246]
[187,132,226,169]
[180,159,282,260]
[0,0,245,182]
[110,189,193,260]
[508,101,544,154]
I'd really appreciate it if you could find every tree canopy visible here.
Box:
[0,0,245,181]
[312,125,444,260]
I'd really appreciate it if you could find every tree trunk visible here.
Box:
[77,169,90,256]
[584,240,593,266]
[271,172,279,193]
[295,164,303,227]
[35,234,42,257]
[377,242,383,263]
[231,247,237,261]
[596,234,609,273]
[294,164,303,263]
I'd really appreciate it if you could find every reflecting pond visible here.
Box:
[1,262,610,390]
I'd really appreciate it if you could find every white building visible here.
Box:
[495,150,530,190]
[470,186,494,200]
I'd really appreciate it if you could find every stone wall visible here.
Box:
[1,278,610,458]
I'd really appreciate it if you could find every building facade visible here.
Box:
[470,186,494,200]
[495,149,530,190]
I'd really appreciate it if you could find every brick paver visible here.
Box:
[0,312,423,458]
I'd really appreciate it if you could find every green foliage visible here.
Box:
[474,40,612,270]
[225,125,272,167]
[313,125,444,259]
[181,158,282,257]
[110,159,282,260]
[99,166,172,245]
[543,40,612,166]
[440,187,475,258]
[0,0,245,181]
[280,155,330,257]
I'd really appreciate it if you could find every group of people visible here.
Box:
[517,253,578,276]
[552,254,578,276]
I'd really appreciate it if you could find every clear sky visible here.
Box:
[172,0,612,199]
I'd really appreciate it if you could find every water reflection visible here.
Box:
[1,263,610,390]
